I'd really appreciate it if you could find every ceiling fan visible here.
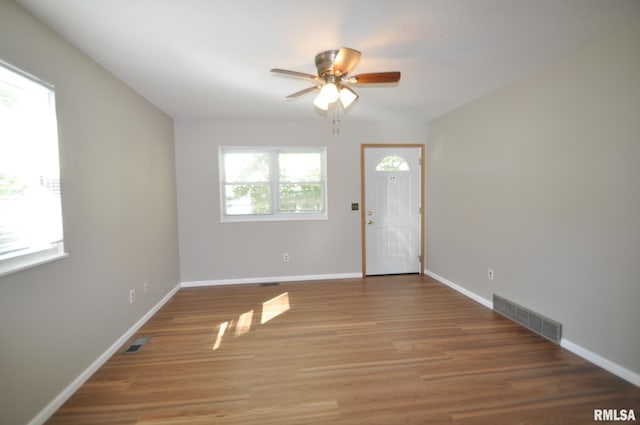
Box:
[271,47,401,111]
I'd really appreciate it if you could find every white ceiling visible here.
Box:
[15,0,640,122]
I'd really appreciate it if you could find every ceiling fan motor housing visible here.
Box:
[315,49,340,77]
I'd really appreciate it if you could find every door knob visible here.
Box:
[367,211,373,216]
[367,220,373,225]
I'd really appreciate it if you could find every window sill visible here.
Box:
[220,213,328,223]
[0,247,68,278]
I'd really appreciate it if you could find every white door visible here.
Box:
[364,147,421,275]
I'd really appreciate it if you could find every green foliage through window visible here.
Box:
[0,175,27,197]
[376,155,409,171]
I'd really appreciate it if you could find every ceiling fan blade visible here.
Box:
[333,47,361,76]
[286,85,321,99]
[271,68,319,80]
[348,71,401,84]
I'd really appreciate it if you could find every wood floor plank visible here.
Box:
[45,275,640,424]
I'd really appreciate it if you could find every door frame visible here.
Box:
[360,143,425,277]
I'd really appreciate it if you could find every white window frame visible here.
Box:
[0,60,67,277]
[219,146,328,222]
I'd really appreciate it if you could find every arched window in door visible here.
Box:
[376,155,410,171]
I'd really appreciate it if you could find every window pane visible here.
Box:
[376,155,409,171]
[223,152,269,183]
[279,152,321,182]
[224,183,271,215]
[219,147,327,222]
[0,62,63,262]
[279,183,323,212]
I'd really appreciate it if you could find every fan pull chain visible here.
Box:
[332,107,341,134]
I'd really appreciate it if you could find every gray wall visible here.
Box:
[427,21,640,376]
[175,119,426,282]
[0,2,180,424]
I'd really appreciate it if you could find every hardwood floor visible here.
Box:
[46,275,640,424]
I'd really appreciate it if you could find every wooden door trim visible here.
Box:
[360,144,425,277]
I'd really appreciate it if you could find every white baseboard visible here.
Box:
[560,339,640,387]
[27,282,182,425]
[181,272,362,288]
[424,269,493,309]
[425,268,640,388]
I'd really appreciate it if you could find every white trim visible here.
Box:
[560,339,640,387]
[0,58,55,90]
[425,268,640,388]
[220,213,328,223]
[0,249,68,278]
[181,272,362,288]
[424,269,492,309]
[27,282,182,425]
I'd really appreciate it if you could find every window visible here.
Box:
[376,155,409,171]
[219,147,327,222]
[0,61,66,276]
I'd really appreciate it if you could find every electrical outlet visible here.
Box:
[144,281,149,294]
[129,289,136,304]
[488,268,494,281]
[283,252,290,262]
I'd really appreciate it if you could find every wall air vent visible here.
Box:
[124,336,151,354]
[493,294,562,344]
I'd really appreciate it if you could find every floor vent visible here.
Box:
[493,295,562,344]
[260,282,280,286]
[124,336,150,354]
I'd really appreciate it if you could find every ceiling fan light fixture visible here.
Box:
[314,82,339,110]
[313,95,330,111]
[318,82,339,104]
[339,86,358,109]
